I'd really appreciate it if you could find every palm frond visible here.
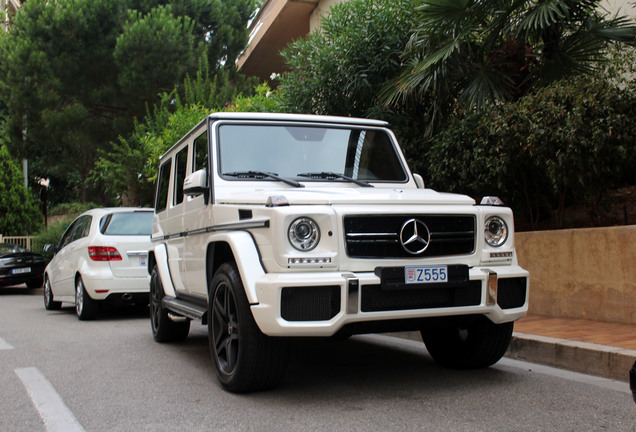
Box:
[518,0,569,33]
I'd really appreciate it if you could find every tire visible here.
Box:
[75,276,99,321]
[208,262,288,393]
[43,277,61,310]
[421,316,513,370]
[26,276,44,289]
[150,267,190,343]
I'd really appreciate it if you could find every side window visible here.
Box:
[174,147,188,205]
[70,216,92,242]
[73,216,93,241]
[194,131,208,173]
[155,158,172,212]
[59,215,92,248]
[59,220,79,249]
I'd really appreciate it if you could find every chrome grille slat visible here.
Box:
[344,215,476,258]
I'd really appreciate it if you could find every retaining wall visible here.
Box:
[515,225,636,325]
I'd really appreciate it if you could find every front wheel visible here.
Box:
[421,317,513,369]
[150,267,190,342]
[208,262,288,393]
[75,276,98,321]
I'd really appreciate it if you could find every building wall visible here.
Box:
[2,0,22,31]
[516,225,636,325]
[602,0,636,18]
[309,0,347,32]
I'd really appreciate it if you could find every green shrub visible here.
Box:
[32,202,94,259]
[32,221,71,261]
[427,75,636,229]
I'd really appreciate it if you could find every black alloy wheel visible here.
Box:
[150,267,189,343]
[421,316,513,369]
[208,262,288,393]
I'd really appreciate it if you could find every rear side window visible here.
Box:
[194,131,208,172]
[100,212,153,236]
[174,147,188,205]
[155,159,172,212]
[71,216,92,242]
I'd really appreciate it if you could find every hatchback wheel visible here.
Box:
[43,277,61,310]
[75,276,98,320]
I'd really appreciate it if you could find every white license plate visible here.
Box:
[12,267,31,275]
[405,265,448,284]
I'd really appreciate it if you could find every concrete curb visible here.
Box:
[507,332,636,383]
[390,331,636,383]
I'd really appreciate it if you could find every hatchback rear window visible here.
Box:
[99,211,153,236]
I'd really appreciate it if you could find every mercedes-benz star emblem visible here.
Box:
[399,219,431,255]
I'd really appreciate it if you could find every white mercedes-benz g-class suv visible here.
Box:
[148,112,529,392]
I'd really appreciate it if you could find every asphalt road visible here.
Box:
[1,285,634,432]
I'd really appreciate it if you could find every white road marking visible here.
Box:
[15,367,85,432]
[0,336,14,350]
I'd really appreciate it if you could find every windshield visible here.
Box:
[99,211,153,236]
[217,124,408,182]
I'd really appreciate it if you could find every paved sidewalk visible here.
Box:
[508,314,636,382]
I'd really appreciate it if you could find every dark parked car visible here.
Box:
[0,243,46,288]
[630,360,636,404]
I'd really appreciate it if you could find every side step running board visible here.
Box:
[162,296,207,322]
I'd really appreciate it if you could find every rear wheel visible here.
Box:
[75,276,98,321]
[150,267,190,342]
[208,262,288,393]
[421,316,513,369]
[43,277,61,310]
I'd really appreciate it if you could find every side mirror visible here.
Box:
[183,169,209,202]
[413,173,425,189]
[43,243,58,254]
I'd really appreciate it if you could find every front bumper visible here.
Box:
[251,265,528,336]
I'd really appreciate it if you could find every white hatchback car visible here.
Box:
[43,207,154,320]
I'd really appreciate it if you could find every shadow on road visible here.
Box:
[158,328,516,398]
[0,284,42,296]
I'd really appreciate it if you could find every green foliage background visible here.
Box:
[0,0,256,205]
[1,0,635,233]
[0,145,42,236]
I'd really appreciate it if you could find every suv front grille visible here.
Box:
[344,215,476,258]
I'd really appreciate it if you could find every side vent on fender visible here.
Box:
[238,209,253,220]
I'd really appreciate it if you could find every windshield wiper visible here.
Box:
[224,171,304,188]
[297,172,373,187]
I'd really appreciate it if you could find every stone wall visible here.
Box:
[515,225,636,325]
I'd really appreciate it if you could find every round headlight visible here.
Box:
[288,217,320,251]
[484,216,508,247]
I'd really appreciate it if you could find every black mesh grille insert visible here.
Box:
[360,281,481,312]
[497,277,527,309]
[281,286,341,321]
[344,215,475,258]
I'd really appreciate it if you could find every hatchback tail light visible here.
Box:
[88,246,122,261]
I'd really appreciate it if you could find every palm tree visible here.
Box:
[382,0,636,134]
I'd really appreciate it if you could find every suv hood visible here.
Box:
[216,186,476,206]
